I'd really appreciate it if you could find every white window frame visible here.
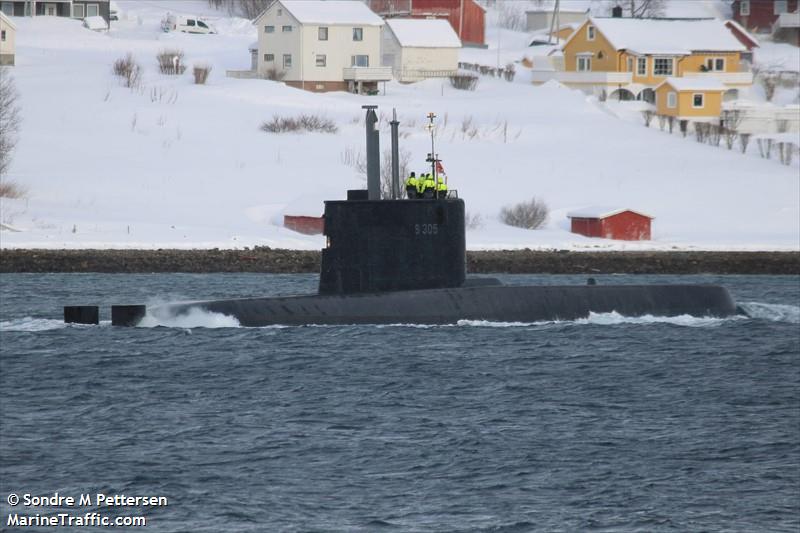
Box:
[318,26,328,40]
[775,0,788,14]
[351,54,369,67]
[667,91,677,108]
[637,57,647,76]
[692,93,704,108]
[587,25,595,40]
[353,27,363,41]
[577,55,591,72]
[86,3,99,17]
[264,53,274,62]
[706,57,725,72]
[740,0,750,16]
[316,54,326,67]
[281,25,292,32]
[72,3,85,18]
[265,25,274,33]
[1,30,5,42]
[652,57,673,76]
[283,54,292,68]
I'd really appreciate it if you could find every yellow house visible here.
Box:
[532,16,754,101]
[655,78,726,121]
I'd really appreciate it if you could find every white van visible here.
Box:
[161,14,216,34]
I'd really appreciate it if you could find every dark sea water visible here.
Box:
[1,273,798,532]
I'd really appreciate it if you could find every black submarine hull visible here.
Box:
[152,283,738,327]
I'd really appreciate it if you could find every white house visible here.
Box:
[253,0,391,93]
[0,10,15,65]
[526,8,588,32]
[381,18,460,82]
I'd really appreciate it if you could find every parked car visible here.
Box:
[160,13,216,34]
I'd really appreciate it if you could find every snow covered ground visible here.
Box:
[0,0,798,251]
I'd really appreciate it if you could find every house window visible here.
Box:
[73,3,85,18]
[653,57,673,76]
[353,27,363,41]
[626,57,633,71]
[637,57,647,76]
[587,25,595,40]
[86,3,99,17]
[740,0,750,15]
[693,93,704,108]
[318,26,328,40]
[706,57,725,71]
[283,54,292,68]
[351,54,369,67]
[577,56,591,71]
[0,2,10,15]
[265,25,274,33]
[1,30,4,42]
[316,54,326,67]
[667,92,677,108]
[282,25,292,32]
[277,8,282,16]
[264,53,274,61]
[775,0,788,14]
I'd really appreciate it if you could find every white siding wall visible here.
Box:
[399,47,459,81]
[526,11,586,32]
[300,24,381,82]
[256,6,301,78]
[255,1,382,83]
[0,15,15,60]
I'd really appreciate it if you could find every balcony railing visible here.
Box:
[343,67,393,82]
[530,70,633,84]
[683,71,754,84]
[776,11,800,28]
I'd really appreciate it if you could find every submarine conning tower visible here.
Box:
[319,106,466,295]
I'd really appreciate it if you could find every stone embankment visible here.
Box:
[1,248,798,274]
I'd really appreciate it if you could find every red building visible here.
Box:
[567,207,653,241]
[368,0,486,46]
[731,0,798,33]
[283,215,324,235]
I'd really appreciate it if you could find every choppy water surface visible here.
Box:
[1,274,798,532]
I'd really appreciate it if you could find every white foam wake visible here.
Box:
[0,317,69,332]
[137,307,241,328]
[739,302,800,324]
[457,312,740,328]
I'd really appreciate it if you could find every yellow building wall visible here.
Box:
[677,53,741,75]
[564,23,744,85]
[655,84,723,118]
[562,20,622,72]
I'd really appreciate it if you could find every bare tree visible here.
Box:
[739,133,751,154]
[0,68,22,177]
[500,197,549,230]
[207,0,273,18]
[612,0,666,18]
[495,0,527,31]
[721,109,742,150]
[642,110,655,127]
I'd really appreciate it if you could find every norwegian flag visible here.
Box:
[435,160,445,176]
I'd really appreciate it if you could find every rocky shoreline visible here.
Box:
[1,248,798,274]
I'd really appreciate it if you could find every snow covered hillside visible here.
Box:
[0,0,798,251]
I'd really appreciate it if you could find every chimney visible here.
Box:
[612,5,623,17]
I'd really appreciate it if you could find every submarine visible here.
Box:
[64,106,739,327]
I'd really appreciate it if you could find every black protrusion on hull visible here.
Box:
[111,305,146,327]
[64,305,99,325]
